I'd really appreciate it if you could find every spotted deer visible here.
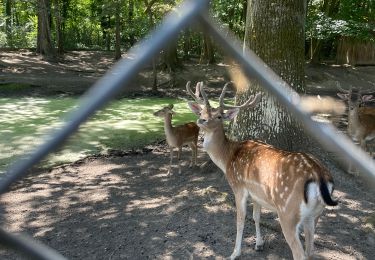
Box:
[153,104,199,174]
[187,81,338,260]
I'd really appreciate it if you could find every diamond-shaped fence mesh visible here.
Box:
[1,0,374,258]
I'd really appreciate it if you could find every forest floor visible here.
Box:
[0,50,375,259]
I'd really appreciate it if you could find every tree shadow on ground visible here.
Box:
[0,144,374,259]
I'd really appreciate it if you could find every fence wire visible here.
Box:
[1,0,374,258]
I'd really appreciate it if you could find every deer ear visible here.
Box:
[222,108,240,120]
[168,104,174,109]
[188,102,202,115]
[337,93,349,100]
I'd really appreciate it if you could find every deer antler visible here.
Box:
[186,81,203,104]
[219,82,261,110]
[198,82,211,108]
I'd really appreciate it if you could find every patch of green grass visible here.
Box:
[0,97,198,173]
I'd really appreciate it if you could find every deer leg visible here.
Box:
[168,147,174,175]
[230,189,248,260]
[188,142,197,167]
[279,216,306,260]
[252,201,264,251]
[303,217,315,258]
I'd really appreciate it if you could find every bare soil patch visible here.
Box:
[0,51,375,259]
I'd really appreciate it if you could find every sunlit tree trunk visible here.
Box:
[230,0,307,150]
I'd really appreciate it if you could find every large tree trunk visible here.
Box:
[230,0,307,150]
[37,0,55,59]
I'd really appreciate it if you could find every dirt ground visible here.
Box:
[0,51,375,259]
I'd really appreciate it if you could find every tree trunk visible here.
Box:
[37,0,55,59]
[309,38,323,63]
[230,0,307,150]
[200,34,215,64]
[128,0,135,47]
[114,1,121,60]
[308,0,340,64]
[5,0,12,48]
[183,29,191,60]
[163,44,180,87]
[53,0,64,55]
[144,0,157,91]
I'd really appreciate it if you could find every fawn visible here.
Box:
[154,104,199,174]
[187,81,337,260]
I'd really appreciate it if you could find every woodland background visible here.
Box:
[0,0,374,66]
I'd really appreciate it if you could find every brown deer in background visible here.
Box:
[154,103,199,175]
[337,88,375,172]
[187,81,337,260]
[337,88,375,151]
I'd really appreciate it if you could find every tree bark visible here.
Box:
[199,34,215,64]
[114,1,121,60]
[230,0,307,150]
[183,29,191,60]
[144,0,158,91]
[127,0,135,47]
[37,0,55,59]
[53,0,64,55]
[5,0,12,48]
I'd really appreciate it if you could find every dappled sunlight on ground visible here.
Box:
[0,147,373,259]
[0,97,197,173]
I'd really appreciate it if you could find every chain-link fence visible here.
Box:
[1,0,374,258]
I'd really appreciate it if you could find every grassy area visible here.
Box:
[0,96,198,173]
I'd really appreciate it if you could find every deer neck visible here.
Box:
[202,126,236,173]
[163,114,174,140]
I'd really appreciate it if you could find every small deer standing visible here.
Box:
[337,88,375,151]
[187,81,338,260]
[154,104,199,175]
[337,88,375,173]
